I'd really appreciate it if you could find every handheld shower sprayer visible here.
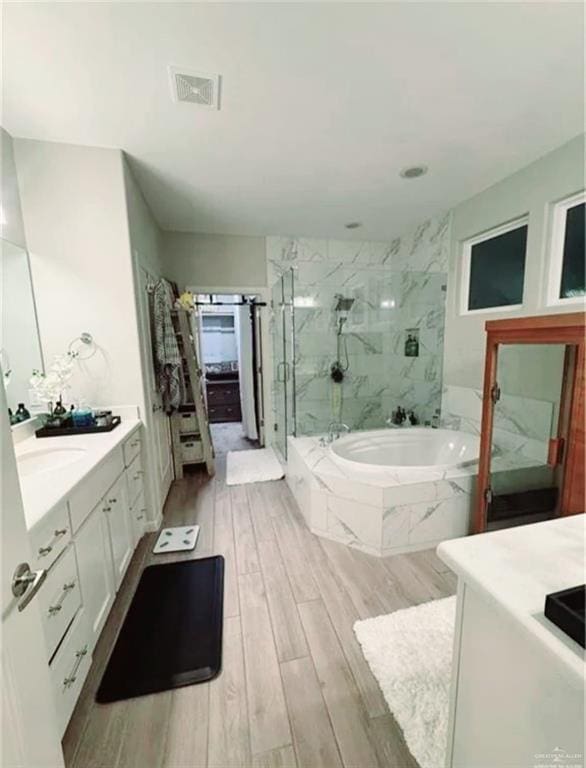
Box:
[331,295,355,382]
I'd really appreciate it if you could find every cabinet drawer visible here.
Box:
[208,404,241,423]
[50,609,91,736]
[39,545,82,661]
[126,454,143,508]
[207,384,240,405]
[180,437,203,463]
[68,447,124,533]
[178,410,198,434]
[30,503,71,572]
[123,430,141,467]
[129,490,147,547]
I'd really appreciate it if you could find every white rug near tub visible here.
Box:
[226,447,284,486]
[354,596,456,768]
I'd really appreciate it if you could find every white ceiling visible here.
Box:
[2,2,584,240]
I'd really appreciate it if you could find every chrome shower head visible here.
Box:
[334,295,355,313]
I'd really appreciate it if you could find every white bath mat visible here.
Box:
[226,447,284,486]
[153,525,200,554]
[354,596,456,768]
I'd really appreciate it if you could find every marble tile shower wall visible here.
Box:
[267,212,451,436]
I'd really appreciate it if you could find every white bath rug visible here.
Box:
[153,525,200,554]
[226,447,284,486]
[354,596,456,768]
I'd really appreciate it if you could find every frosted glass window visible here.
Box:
[467,223,527,311]
[559,202,585,299]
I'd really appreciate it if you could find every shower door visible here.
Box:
[271,269,296,460]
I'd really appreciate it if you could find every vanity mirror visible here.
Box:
[0,237,44,423]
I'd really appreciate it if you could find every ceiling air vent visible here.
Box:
[168,66,220,110]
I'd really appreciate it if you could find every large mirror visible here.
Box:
[0,238,44,423]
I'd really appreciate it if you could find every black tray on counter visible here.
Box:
[544,585,585,649]
[35,415,121,438]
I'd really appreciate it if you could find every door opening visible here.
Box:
[195,293,265,457]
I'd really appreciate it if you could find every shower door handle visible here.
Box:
[276,362,291,382]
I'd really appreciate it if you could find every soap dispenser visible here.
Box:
[14,403,31,422]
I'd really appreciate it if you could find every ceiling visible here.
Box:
[2,2,584,240]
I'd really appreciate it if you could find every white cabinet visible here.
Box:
[28,425,147,737]
[75,502,114,652]
[103,473,133,590]
[129,490,146,548]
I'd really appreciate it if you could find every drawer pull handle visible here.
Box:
[38,528,68,557]
[63,646,88,688]
[130,441,139,448]
[103,506,112,513]
[133,471,144,480]
[48,581,76,615]
[108,498,117,504]
[136,515,144,521]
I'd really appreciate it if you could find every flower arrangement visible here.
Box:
[30,353,76,415]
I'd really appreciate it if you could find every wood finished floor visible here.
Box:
[63,451,456,768]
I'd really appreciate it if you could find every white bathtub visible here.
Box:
[329,427,480,472]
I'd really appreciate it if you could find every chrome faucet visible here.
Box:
[326,422,350,443]
[388,406,407,426]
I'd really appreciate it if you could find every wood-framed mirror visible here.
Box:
[474,312,585,533]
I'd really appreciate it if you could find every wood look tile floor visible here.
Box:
[63,453,456,768]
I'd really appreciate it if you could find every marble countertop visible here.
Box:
[15,418,141,531]
[438,515,585,680]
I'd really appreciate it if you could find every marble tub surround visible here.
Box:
[268,211,451,437]
[286,429,557,557]
[287,433,476,557]
[441,384,555,465]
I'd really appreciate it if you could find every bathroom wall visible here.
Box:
[1,127,27,249]
[267,211,451,436]
[443,133,585,393]
[14,138,145,409]
[161,231,266,289]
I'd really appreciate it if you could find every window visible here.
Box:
[201,314,234,332]
[460,217,528,314]
[548,191,586,305]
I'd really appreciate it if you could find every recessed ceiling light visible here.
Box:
[400,165,428,179]
[345,221,362,229]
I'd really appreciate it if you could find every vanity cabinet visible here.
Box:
[27,425,146,736]
[102,473,133,590]
[75,503,115,650]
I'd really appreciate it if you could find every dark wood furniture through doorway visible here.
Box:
[206,372,242,423]
[475,312,585,534]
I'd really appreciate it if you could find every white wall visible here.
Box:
[161,231,266,289]
[15,138,145,408]
[443,134,585,394]
[0,127,27,249]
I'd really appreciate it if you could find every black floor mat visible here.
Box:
[96,556,224,703]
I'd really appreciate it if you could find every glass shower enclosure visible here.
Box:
[271,268,296,460]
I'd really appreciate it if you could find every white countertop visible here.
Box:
[15,419,141,531]
[438,515,585,680]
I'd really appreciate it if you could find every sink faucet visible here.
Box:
[326,422,350,443]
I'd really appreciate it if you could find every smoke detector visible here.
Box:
[168,66,221,109]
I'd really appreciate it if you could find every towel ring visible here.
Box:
[68,332,96,361]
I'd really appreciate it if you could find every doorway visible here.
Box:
[195,293,265,457]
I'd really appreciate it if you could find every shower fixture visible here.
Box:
[331,295,355,382]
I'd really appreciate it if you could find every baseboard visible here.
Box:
[145,514,163,533]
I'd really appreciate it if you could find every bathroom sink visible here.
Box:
[17,446,87,477]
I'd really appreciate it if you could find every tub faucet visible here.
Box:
[389,406,407,426]
[327,422,350,443]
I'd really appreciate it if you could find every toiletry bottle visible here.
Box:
[15,403,31,422]
[431,408,441,429]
